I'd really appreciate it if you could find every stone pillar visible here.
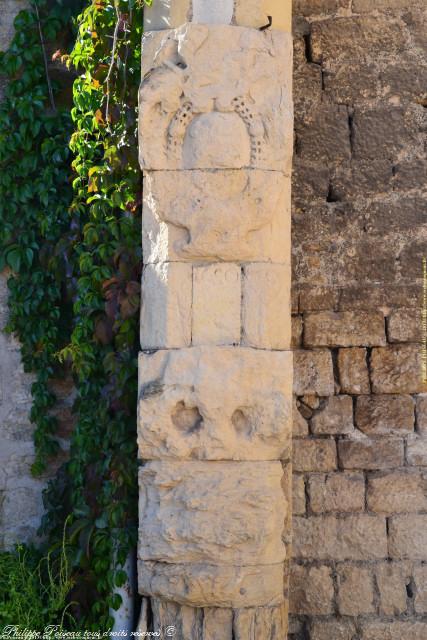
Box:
[137,1,293,636]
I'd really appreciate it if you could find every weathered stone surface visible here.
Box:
[289,564,334,615]
[311,396,354,435]
[338,438,404,470]
[367,471,427,513]
[309,472,365,513]
[304,311,386,347]
[416,395,427,434]
[293,515,388,561]
[293,400,309,437]
[355,394,415,435]
[310,619,356,640]
[138,561,285,609]
[242,264,291,350]
[389,515,427,560]
[138,347,292,460]
[362,622,427,640]
[144,0,292,31]
[371,345,427,394]
[192,264,241,346]
[337,565,374,616]
[406,435,427,467]
[232,603,288,640]
[293,439,337,472]
[142,170,290,263]
[414,566,427,614]
[376,563,410,616]
[293,475,306,515]
[291,315,303,348]
[139,25,293,171]
[338,348,370,395]
[138,461,287,564]
[293,349,335,396]
[388,308,422,343]
[310,16,407,65]
[140,262,192,349]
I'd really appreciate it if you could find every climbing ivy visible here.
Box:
[0,0,82,473]
[40,0,146,629]
[0,0,148,630]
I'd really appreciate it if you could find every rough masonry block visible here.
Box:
[367,471,427,513]
[355,394,415,435]
[388,515,427,560]
[142,170,290,264]
[138,347,292,460]
[289,564,334,615]
[242,264,291,350]
[309,472,365,513]
[140,262,192,349]
[338,347,370,394]
[192,264,241,346]
[338,438,404,470]
[139,25,293,171]
[293,349,335,396]
[138,560,285,609]
[138,461,287,565]
[371,345,427,394]
[311,395,354,435]
[304,311,386,347]
[293,515,388,561]
[337,566,374,616]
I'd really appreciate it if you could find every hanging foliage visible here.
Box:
[0,0,148,629]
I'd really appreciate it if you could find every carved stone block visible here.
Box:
[138,461,287,565]
[140,262,192,349]
[242,263,291,350]
[142,170,290,263]
[139,25,293,171]
[138,347,292,460]
[192,264,241,346]
[143,0,291,32]
[138,561,285,608]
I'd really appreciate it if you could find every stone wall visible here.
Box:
[290,0,427,638]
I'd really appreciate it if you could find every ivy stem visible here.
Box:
[105,4,121,130]
[34,0,56,111]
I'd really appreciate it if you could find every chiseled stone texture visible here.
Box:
[304,311,386,348]
[138,561,285,609]
[289,564,334,615]
[311,395,354,435]
[371,345,427,394]
[139,24,293,172]
[367,471,427,514]
[138,461,286,565]
[192,263,241,346]
[242,264,291,350]
[138,347,292,461]
[355,394,415,435]
[142,170,290,264]
[140,262,192,349]
[388,515,427,560]
[338,438,404,470]
[143,0,291,32]
[337,565,375,616]
[293,349,335,396]
[309,472,365,513]
[338,347,370,394]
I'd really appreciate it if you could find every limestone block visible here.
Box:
[139,25,293,172]
[235,0,291,31]
[143,0,291,31]
[242,264,291,350]
[192,264,241,346]
[142,170,290,264]
[138,347,292,460]
[140,262,192,349]
[138,561,285,608]
[138,461,287,564]
[293,349,335,396]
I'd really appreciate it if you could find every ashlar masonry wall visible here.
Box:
[290,1,427,639]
